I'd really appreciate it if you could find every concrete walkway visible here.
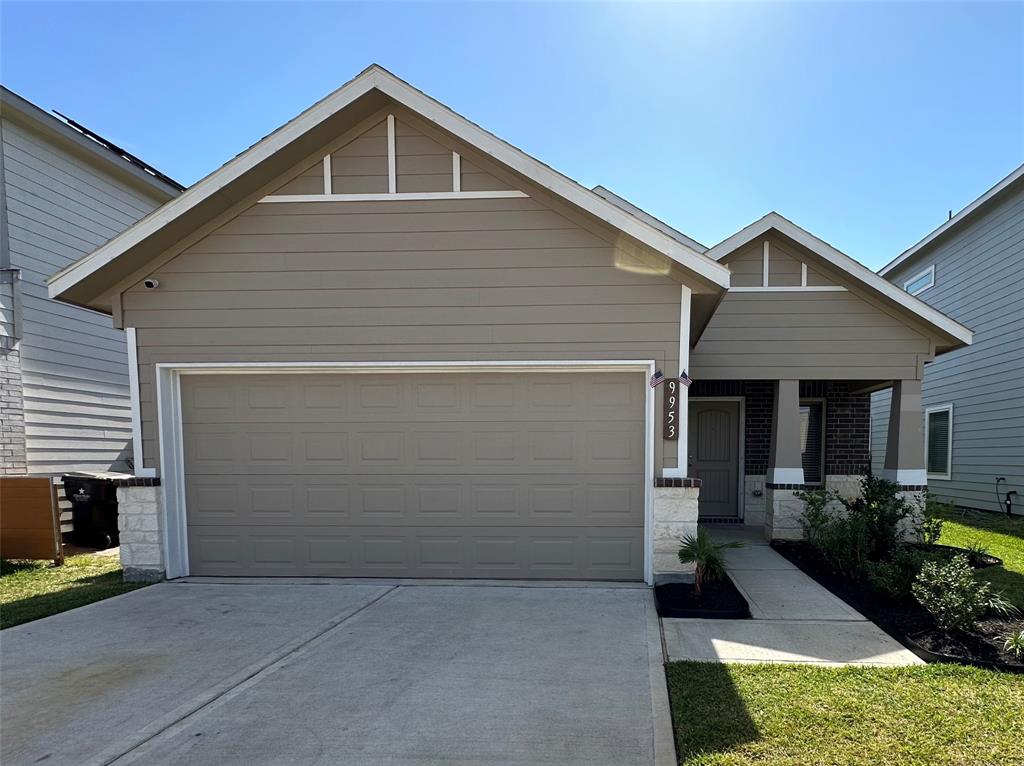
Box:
[661,526,923,666]
[1,581,675,766]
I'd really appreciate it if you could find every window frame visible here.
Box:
[799,397,827,486]
[925,403,954,481]
[904,264,935,296]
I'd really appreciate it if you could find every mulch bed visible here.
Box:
[655,577,751,619]
[771,540,1023,672]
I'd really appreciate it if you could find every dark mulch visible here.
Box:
[655,576,751,619]
[771,540,1023,671]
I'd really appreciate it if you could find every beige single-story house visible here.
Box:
[48,66,972,583]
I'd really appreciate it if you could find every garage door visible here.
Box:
[181,372,646,580]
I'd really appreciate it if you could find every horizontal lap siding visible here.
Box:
[690,290,930,380]
[1,117,166,474]
[126,196,682,471]
[876,184,1024,512]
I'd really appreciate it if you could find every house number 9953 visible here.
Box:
[663,379,679,441]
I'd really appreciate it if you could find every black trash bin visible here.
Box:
[62,475,119,549]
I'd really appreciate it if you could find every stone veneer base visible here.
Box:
[116,485,165,582]
[652,483,700,582]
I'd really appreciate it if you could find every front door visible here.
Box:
[688,400,740,519]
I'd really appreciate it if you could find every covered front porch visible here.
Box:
[682,378,928,539]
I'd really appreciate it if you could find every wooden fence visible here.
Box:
[0,477,63,564]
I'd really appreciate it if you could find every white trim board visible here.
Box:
[259,190,528,203]
[665,284,693,482]
[124,327,157,478]
[704,212,972,347]
[903,264,935,296]
[925,402,954,481]
[729,286,847,293]
[152,359,658,584]
[386,113,397,194]
[48,65,730,301]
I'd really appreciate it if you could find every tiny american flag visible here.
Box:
[679,369,694,388]
[649,370,665,388]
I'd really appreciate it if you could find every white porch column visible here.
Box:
[678,284,691,477]
[881,379,927,486]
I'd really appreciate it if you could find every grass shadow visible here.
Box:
[665,661,759,762]
[949,508,1024,541]
[1,556,149,629]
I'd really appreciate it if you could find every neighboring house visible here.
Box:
[0,87,182,476]
[872,165,1024,516]
[48,66,971,583]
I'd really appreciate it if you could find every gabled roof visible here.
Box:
[0,85,183,198]
[48,65,730,308]
[879,163,1024,276]
[706,212,973,349]
[591,185,708,253]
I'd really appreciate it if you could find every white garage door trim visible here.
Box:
[154,360,658,583]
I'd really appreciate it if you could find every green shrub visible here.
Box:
[797,476,915,579]
[912,554,1021,633]
[677,528,744,596]
[865,546,926,600]
[915,492,948,546]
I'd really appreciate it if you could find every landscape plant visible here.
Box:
[1004,630,1024,660]
[911,554,1019,634]
[796,476,915,580]
[915,492,948,546]
[677,528,744,596]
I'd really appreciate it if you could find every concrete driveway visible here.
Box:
[1,581,673,766]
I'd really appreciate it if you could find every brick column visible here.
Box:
[0,341,27,474]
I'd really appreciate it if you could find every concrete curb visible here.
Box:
[644,591,678,766]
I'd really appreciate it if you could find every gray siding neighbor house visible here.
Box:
[0,86,182,476]
[871,164,1024,516]
[47,66,972,582]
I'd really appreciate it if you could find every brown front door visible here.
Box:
[688,400,740,519]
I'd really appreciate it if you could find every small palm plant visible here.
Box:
[677,528,744,596]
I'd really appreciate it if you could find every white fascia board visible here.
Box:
[48,70,381,299]
[707,212,973,347]
[49,65,730,300]
[879,163,1024,277]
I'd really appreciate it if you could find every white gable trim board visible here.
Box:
[154,360,659,583]
[706,213,972,346]
[48,66,731,301]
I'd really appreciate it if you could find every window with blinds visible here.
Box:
[927,406,953,478]
[799,401,825,485]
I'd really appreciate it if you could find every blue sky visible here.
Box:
[2,2,1022,269]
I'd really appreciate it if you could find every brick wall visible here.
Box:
[0,343,27,474]
[801,381,871,475]
[690,380,871,478]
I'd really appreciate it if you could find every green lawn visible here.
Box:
[667,661,1024,766]
[937,507,1024,607]
[0,554,149,629]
